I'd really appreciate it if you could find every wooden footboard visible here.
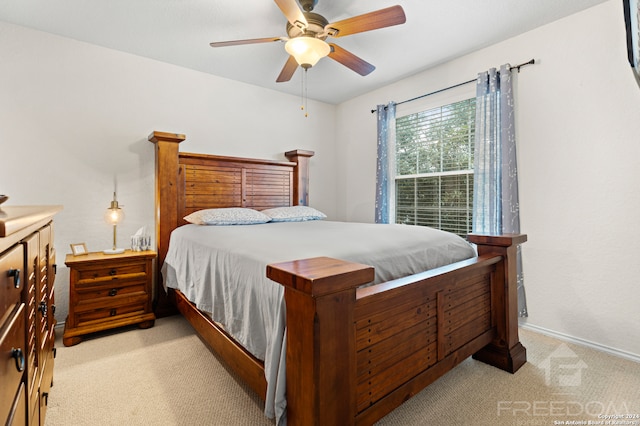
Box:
[267,234,526,426]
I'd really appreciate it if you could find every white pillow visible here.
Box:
[184,208,271,225]
[262,206,327,222]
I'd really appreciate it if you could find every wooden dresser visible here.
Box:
[0,205,62,426]
[63,250,156,346]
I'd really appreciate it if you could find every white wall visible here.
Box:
[0,22,337,323]
[336,0,640,358]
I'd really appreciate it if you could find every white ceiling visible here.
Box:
[0,0,608,104]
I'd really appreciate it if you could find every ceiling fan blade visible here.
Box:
[328,44,375,76]
[274,0,308,29]
[326,5,406,38]
[210,37,284,48]
[276,55,299,82]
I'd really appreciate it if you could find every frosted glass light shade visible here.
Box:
[285,37,330,68]
[104,204,124,225]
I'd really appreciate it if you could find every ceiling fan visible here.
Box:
[209,0,406,83]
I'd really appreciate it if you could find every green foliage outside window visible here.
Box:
[395,98,475,237]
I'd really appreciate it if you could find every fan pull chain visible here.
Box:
[300,67,304,113]
[304,68,309,118]
[301,67,309,118]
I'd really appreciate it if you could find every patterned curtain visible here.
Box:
[375,102,396,224]
[473,65,528,317]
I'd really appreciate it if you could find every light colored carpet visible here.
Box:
[45,316,640,426]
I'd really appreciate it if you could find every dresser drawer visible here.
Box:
[6,382,26,426]
[0,304,26,422]
[0,245,24,327]
[76,262,148,283]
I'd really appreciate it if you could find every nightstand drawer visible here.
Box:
[76,302,147,326]
[75,281,148,303]
[76,273,148,290]
[74,288,148,312]
[0,245,24,327]
[0,304,26,422]
[76,263,148,283]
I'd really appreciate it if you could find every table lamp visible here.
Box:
[104,192,125,254]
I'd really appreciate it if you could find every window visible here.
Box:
[395,98,475,237]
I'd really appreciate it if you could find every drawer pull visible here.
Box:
[108,288,118,297]
[39,301,48,318]
[109,269,117,276]
[39,302,49,330]
[110,309,117,316]
[11,348,25,372]
[8,268,21,288]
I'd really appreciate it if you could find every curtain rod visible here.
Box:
[370,59,535,113]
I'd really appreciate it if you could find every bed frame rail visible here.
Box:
[173,289,267,400]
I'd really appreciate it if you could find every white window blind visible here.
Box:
[395,98,475,237]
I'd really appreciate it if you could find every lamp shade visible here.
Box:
[104,199,124,225]
[285,36,330,68]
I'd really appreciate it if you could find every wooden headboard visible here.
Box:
[147,131,314,314]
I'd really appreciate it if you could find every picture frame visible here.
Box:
[623,0,640,87]
[70,243,88,256]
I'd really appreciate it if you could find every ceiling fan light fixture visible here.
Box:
[285,36,330,68]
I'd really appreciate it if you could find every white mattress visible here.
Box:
[161,220,475,424]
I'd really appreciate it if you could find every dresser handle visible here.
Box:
[39,301,49,331]
[108,288,118,297]
[8,268,20,289]
[109,269,117,276]
[110,309,117,316]
[39,301,48,318]
[11,348,25,372]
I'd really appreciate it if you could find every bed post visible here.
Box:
[267,257,374,426]
[285,149,314,206]
[468,233,527,373]
[148,130,186,316]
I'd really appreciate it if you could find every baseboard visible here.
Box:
[519,321,640,363]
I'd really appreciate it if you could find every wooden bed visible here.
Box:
[148,130,527,425]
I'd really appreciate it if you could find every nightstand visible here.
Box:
[63,250,156,346]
